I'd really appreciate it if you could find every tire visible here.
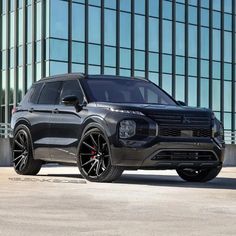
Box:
[176,165,222,182]
[12,125,42,175]
[77,128,124,182]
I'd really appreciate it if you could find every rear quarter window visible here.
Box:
[28,83,43,104]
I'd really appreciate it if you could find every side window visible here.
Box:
[29,83,43,104]
[60,80,84,104]
[38,82,62,105]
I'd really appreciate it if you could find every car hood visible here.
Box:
[96,102,212,116]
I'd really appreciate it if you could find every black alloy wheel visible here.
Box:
[12,125,42,175]
[78,128,124,182]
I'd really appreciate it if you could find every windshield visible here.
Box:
[81,78,177,106]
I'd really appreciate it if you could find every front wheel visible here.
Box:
[176,165,222,182]
[77,128,124,182]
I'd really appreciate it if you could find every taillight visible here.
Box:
[12,107,17,115]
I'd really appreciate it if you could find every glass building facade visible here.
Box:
[0,0,236,139]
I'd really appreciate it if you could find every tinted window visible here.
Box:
[29,83,43,104]
[81,78,176,105]
[38,82,61,105]
[60,80,84,103]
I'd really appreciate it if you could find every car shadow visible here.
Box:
[38,172,236,190]
[116,174,236,190]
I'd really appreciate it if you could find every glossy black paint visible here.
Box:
[11,74,225,170]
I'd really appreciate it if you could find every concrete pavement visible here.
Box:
[0,167,236,236]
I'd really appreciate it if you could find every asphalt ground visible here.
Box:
[0,166,236,236]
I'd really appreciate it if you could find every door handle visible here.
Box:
[28,108,34,113]
[52,108,59,114]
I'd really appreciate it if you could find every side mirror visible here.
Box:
[177,100,187,106]
[62,95,80,106]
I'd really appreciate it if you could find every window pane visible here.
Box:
[213,30,221,61]
[162,54,172,74]
[50,0,68,39]
[104,46,116,67]
[120,12,131,48]
[50,62,68,76]
[149,0,159,17]
[176,3,185,22]
[50,39,68,61]
[175,75,185,101]
[224,63,232,81]
[163,20,172,54]
[27,5,32,42]
[104,0,116,9]
[163,1,172,20]
[89,0,100,6]
[201,27,209,59]
[135,50,145,70]
[188,25,197,58]
[18,8,23,45]
[176,22,185,56]
[212,62,221,79]
[88,44,100,65]
[201,60,209,78]
[201,9,209,27]
[120,0,131,12]
[176,56,185,75]
[135,0,145,14]
[188,58,197,76]
[200,79,209,108]
[72,3,85,41]
[224,0,232,13]
[72,42,85,63]
[149,53,159,72]
[36,1,41,41]
[104,9,116,46]
[188,77,197,106]
[224,32,232,62]
[213,11,221,29]
[213,0,221,11]
[162,74,172,95]
[89,6,101,43]
[149,17,158,52]
[224,81,232,112]
[135,15,145,50]
[189,6,197,24]
[120,49,131,69]
[212,80,221,111]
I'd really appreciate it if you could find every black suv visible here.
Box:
[11,74,225,182]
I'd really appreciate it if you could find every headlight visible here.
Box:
[212,119,224,139]
[119,120,136,139]
[110,108,144,116]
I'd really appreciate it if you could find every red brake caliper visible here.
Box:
[91,146,96,159]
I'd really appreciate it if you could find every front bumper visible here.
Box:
[110,138,224,169]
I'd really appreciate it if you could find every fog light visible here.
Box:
[119,120,136,139]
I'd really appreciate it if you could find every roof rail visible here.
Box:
[132,76,148,81]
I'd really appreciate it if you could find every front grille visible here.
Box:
[148,112,211,128]
[153,151,218,162]
[147,111,212,138]
[159,127,212,138]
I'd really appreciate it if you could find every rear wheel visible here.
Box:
[12,125,42,175]
[176,165,222,182]
[77,128,124,182]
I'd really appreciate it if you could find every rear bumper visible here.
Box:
[110,139,224,169]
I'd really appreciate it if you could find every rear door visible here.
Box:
[49,79,85,163]
[33,81,62,161]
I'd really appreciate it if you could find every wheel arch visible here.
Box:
[13,118,32,134]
